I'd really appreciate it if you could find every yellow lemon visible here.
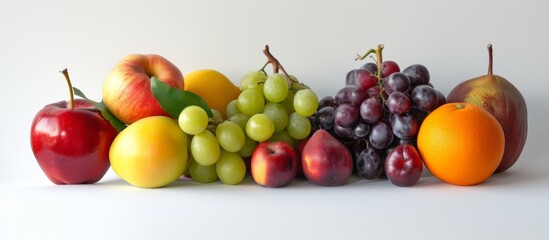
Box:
[184,69,241,118]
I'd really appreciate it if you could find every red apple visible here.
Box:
[301,129,353,186]
[102,54,184,124]
[30,69,118,184]
[251,141,298,188]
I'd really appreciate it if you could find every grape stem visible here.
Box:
[262,45,295,88]
[60,68,75,110]
[258,61,269,75]
[207,118,223,132]
[355,49,376,61]
[374,44,384,79]
[355,44,384,81]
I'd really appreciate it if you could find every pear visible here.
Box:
[301,129,353,186]
[447,44,527,173]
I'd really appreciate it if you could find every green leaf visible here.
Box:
[150,76,213,118]
[72,87,127,132]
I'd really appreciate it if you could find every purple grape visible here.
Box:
[334,103,359,128]
[360,97,383,124]
[352,121,370,139]
[333,124,354,140]
[335,86,353,105]
[315,106,335,130]
[411,85,438,112]
[402,64,430,86]
[356,148,383,179]
[369,121,393,149]
[318,96,338,109]
[360,62,378,74]
[349,87,368,106]
[355,69,378,91]
[409,107,429,126]
[367,85,383,98]
[383,72,411,94]
[386,92,411,115]
[380,61,400,78]
[435,90,446,108]
[399,138,416,147]
[309,116,319,135]
[345,69,359,86]
[350,139,368,160]
[389,113,419,140]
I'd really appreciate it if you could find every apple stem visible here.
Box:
[262,45,295,89]
[60,69,75,110]
[487,44,493,76]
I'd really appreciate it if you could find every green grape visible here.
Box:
[237,88,265,116]
[225,100,240,119]
[189,158,218,183]
[239,136,257,158]
[262,102,288,133]
[246,113,275,142]
[216,150,246,185]
[190,130,220,166]
[216,121,245,152]
[282,90,295,113]
[228,113,250,132]
[263,73,289,103]
[288,75,301,90]
[240,71,267,91]
[211,108,224,122]
[178,105,209,135]
[268,130,295,146]
[293,89,319,117]
[287,112,311,140]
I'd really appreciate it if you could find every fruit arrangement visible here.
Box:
[30,44,528,188]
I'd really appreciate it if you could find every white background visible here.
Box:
[1,0,548,239]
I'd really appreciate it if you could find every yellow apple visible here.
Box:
[102,54,184,124]
[109,116,188,188]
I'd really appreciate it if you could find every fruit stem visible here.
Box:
[355,48,376,61]
[263,45,293,87]
[487,44,493,76]
[374,44,384,80]
[258,61,270,75]
[60,68,75,110]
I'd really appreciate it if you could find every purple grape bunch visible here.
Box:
[313,60,446,186]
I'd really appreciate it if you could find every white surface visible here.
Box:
[1,0,548,239]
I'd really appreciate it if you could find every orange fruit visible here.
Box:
[417,102,505,186]
[183,69,241,118]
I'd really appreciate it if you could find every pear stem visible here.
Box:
[487,44,493,76]
[60,69,75,110]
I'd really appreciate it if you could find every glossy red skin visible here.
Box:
[251,141,298,188]
[102,54,184,124]
[30,99,118,184]
[384,144,423,187]
[295,137,310,178]
[302,130,353,186]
